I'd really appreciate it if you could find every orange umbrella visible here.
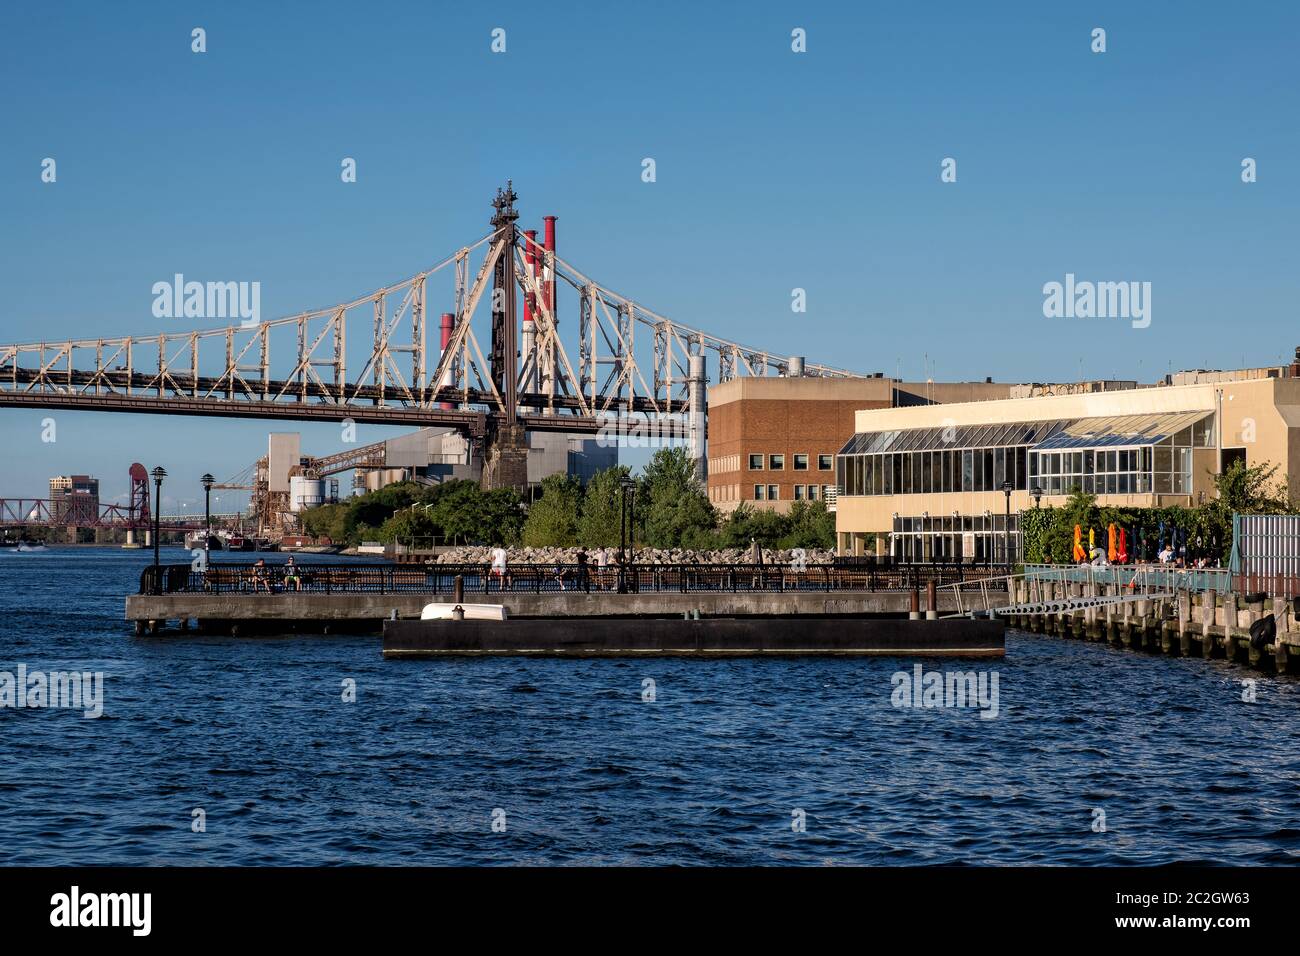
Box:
[1107,523,1117,562]
[1072,524,1086,562]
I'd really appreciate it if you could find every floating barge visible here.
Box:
[382,615,1004,658]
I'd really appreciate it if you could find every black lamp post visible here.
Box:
[201,473,214,565]
[1031,484,1043,509]
[151,466,166,594]
[1000,480,1014,573]
[617,475,635,593]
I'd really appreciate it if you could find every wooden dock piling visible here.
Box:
[1012,582,1297,674]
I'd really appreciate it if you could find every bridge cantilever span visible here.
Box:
[1,185,878,484]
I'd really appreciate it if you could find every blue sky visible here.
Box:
[1,1,1297,508]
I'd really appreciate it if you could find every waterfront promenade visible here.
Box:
[125,560,1000,646]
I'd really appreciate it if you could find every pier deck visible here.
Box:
[127,560,994,634]
[125,589,969,634]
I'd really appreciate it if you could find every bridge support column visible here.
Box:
[481,423,529,494]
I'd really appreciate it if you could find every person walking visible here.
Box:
[576,547,590,593]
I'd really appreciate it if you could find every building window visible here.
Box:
[807,484,818,500]
[818,454,833,470]
[768,485,779,500]
[769,454,784,470]
[748,454,763,470]
[794,485,806,500]
[822,485,833,500]
[793,453,808,471]
[754,484,766,500]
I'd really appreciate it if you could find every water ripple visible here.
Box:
[1,547,1299,864]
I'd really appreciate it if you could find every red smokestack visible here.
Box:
[543,216,557,320]
[439,312,454,410]
[523,229,537,327]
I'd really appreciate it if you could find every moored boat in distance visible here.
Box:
[1,537,48,551]
[184,531,227,551]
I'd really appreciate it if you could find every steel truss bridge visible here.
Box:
[0,184,872,485]
[0,500,213,530]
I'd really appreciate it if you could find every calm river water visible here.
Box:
[1,547,1298,865]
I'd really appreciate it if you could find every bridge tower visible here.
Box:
[481,182,529,493]
[126,462,150,547]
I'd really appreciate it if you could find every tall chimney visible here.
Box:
[522,229,536,327]
[541,216,558,403]
[543,216,557,320]
[688,354,708,482]
[439,312,454,409]
[521,229,537,393]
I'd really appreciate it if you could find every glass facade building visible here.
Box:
[836,410,1216,562]
[836,412,1213,499]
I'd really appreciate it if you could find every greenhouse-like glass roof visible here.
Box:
[839,410,1212,456]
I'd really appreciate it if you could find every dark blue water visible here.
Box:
[2,547,1298,865]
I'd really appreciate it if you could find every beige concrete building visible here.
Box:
[834,369,1300,559]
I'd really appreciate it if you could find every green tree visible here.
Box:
[719,502,790,549]
[376,507,438,544]
[578,465,633,547]
[522,474,582,546]
[297,478,528,548]
[424,480,523,546]
[299,501,351,542]
[479,487,525,546]
[640,447,717,548]
[641,446,698,496]
[781,500,835,549]
[1211,460,1291,514]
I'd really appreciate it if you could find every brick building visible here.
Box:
[706,376,1011,514]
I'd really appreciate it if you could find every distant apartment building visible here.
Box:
[705,375,1013,514]
[49,474,100,526]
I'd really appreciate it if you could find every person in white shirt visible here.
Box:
[490,545,510,590]
[595,546,610,590]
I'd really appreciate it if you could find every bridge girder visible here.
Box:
[0,186,877,453]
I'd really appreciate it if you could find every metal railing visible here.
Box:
[394,536,460,551]
[940,563,1228,618]
[1021,563,1230,594]
[138,561,1006,596]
